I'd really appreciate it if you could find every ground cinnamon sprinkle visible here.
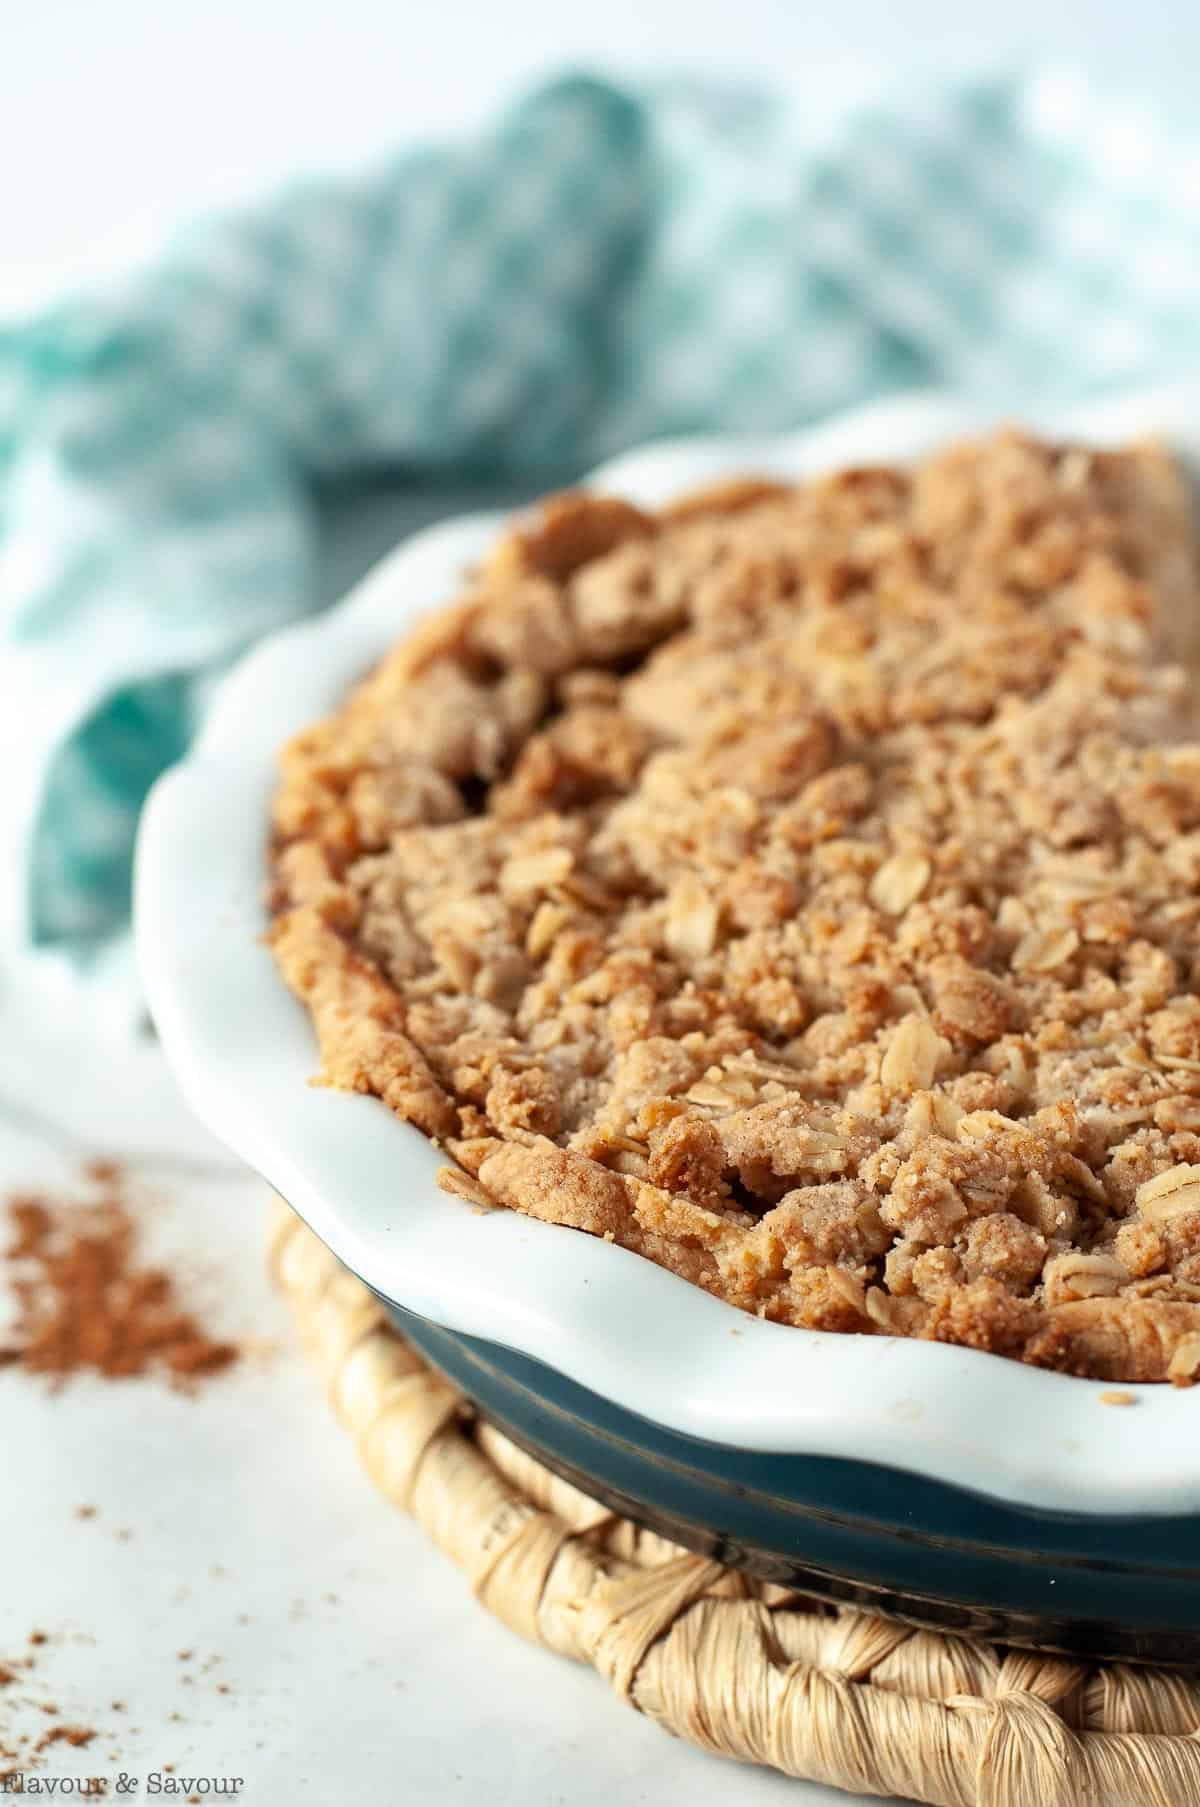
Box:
[2,1167,238,1388]
[33,1725,96,1754]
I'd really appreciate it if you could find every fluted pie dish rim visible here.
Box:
[137,385,1200,1517]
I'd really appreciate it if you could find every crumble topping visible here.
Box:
[269,432,1200,1382]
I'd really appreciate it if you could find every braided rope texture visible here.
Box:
[269,1202,1200,1806]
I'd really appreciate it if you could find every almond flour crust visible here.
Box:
[269,433,1200,1382]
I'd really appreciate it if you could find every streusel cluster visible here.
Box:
[271,434,1200,1381]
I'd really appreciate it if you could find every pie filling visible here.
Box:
[269,432,1200,1383]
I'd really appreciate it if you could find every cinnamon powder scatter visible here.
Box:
[34,1724,96,1753]
[83,1158,121,1187]
[2,1168,238,1388]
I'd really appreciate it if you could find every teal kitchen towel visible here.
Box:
[2,69,1198,971]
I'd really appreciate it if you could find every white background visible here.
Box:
[3,0,1200,315]
[0,5,1191,1803]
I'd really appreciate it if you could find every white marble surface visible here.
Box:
[0,962,908,1804]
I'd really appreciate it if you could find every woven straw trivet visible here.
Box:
[269,1200,1200,1806]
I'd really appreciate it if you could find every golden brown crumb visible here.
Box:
[435,1166,497,1211]
[1099,1389,1137,1406]
[268,430,1200,1382]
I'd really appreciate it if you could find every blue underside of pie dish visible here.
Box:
[388,1301,1200,1667]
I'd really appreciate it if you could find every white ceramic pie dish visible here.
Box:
[136,385,1200,1518]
